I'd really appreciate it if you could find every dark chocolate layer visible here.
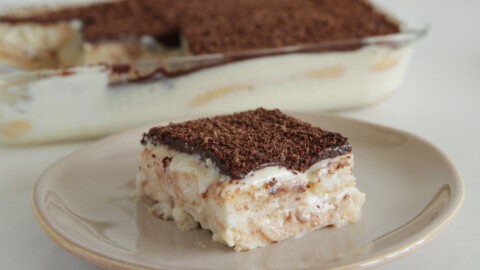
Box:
[141,108,352,179]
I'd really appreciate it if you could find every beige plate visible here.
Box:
[33,113,464,270]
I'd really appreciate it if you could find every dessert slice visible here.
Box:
[136,108,365,251]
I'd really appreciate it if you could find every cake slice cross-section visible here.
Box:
[136,108,365,251]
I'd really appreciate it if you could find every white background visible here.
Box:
[1,0,479,269]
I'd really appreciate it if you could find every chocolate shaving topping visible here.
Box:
[141,108,352,179]
[182,0,400,54]
[0,0,400,52]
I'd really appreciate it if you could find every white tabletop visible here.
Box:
[1,0,479,269]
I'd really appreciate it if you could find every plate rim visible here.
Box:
[32,113,465,270]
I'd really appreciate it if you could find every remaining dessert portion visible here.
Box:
[0,0,423,145]
[0,0,400,69]
[136,108,365,251]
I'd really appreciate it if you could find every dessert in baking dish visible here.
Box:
[136,108,365,250]
[0,0,399,69]
[0,0,425,145]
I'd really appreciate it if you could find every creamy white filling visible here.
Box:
[139,144,355,194]
[0,45,411,144]
[136,144,365,250]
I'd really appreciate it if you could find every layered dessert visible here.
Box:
[0,0,399,69]
[136,108,366,251]
[0,0,424,145]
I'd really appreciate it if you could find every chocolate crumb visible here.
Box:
[264,178,278,189]
[111,64,131,74]
[59,69,75,76]
[269,178,277,186]
[162,156,172,170]
[142,108,351,179]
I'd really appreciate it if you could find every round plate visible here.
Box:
[33,113,464,270]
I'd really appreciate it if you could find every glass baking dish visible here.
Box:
[0,13,427,145]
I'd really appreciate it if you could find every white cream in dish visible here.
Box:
[0,44,411,144]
